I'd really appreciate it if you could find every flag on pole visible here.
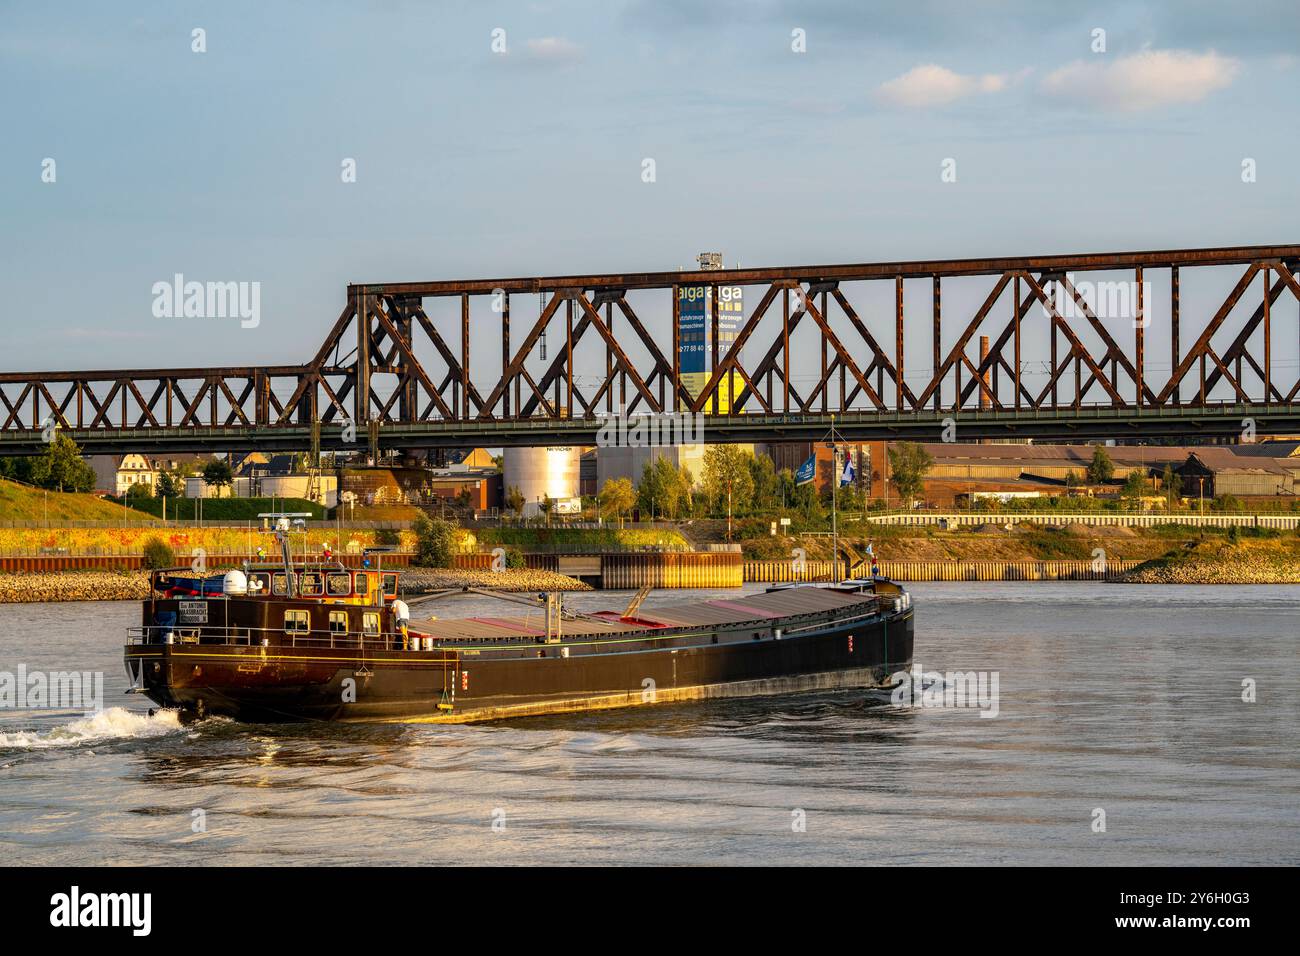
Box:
[795,454,816,486]
[840,456,855,486]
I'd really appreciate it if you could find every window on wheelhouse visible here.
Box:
[328,610,348,634]
[382,573,398,598]
[353,572,369,597]
[300,571,324,597]
[284,609,310,634]
[326,572,351,596]
[271,573,289,596]
[248,571,271,595]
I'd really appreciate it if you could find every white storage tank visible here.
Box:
[503,446,581,517]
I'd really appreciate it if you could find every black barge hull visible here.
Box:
[125,598,914,724]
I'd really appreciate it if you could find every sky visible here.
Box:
[2,0,1297,402]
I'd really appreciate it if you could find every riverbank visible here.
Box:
[0,567,591,603]
[0,570,151,603]
[1115,540,1300,584]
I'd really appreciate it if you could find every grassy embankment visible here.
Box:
[0,478,159,524]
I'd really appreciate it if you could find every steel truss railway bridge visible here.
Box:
[2,244,1299,455]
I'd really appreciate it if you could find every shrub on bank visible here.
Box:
[140,537,176,569]
[412,513,455,568]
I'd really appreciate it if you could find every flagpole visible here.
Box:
[830,413,838,583]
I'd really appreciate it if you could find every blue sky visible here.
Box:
[2,0,1297,393]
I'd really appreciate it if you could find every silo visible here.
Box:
[503,446,582,515]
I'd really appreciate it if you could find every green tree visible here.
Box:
[886,441,934,507]
[702,445,755,537]
[505,485,525,518]
[1086,445,1115,485]
[202,458,234,497]
[412,512,455,567]
[1063,469,1081,493]
[29,434,96,492]
[1160,464,1182,508]
[0,456,35,484]
[747,453,780,513]
[598,477,636,528]
[637,456,691,520]
[125,481,154,501]
[155,471,182,499]
[1121,470,1150,503]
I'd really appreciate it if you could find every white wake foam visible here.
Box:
[0,706,182,749]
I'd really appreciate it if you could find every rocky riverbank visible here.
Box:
[1116,555,1300,584]
[0,570,151,603]
[0,566,591,604]
[400,568,591,593]
[1110,535,1300,584]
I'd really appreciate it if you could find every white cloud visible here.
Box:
[876,64,1017,108]
[1041,49,1239,111]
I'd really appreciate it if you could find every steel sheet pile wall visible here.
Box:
[601,552,743,589]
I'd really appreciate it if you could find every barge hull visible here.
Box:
[396,664,896,724]
[127,608,913,724]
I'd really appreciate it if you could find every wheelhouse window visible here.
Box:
[284,610,310,634]
[353,572,369,597]
[271,573,289,596]
[382,573,398,597]
[326,572,351,596]
[248,572,270,595]
[328,610,349,634]
[299,572,323,597]
[362,612,380,636]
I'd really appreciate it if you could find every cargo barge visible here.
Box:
[123,524,914,724]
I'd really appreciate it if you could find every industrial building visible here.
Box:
[921,441,1300,505]
[501,445,583,516]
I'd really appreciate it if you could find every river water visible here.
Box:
[1,583,1296,866]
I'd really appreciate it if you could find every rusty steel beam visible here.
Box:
[351,244,1300,297]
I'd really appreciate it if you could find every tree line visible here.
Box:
[501,442,937,527]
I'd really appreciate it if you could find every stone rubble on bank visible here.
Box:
[1117,555,1300,584]
[0,566,592,603]
[400,568,591,593]
[0,570,151,603]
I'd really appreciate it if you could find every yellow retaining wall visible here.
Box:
[600,552,743,589]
